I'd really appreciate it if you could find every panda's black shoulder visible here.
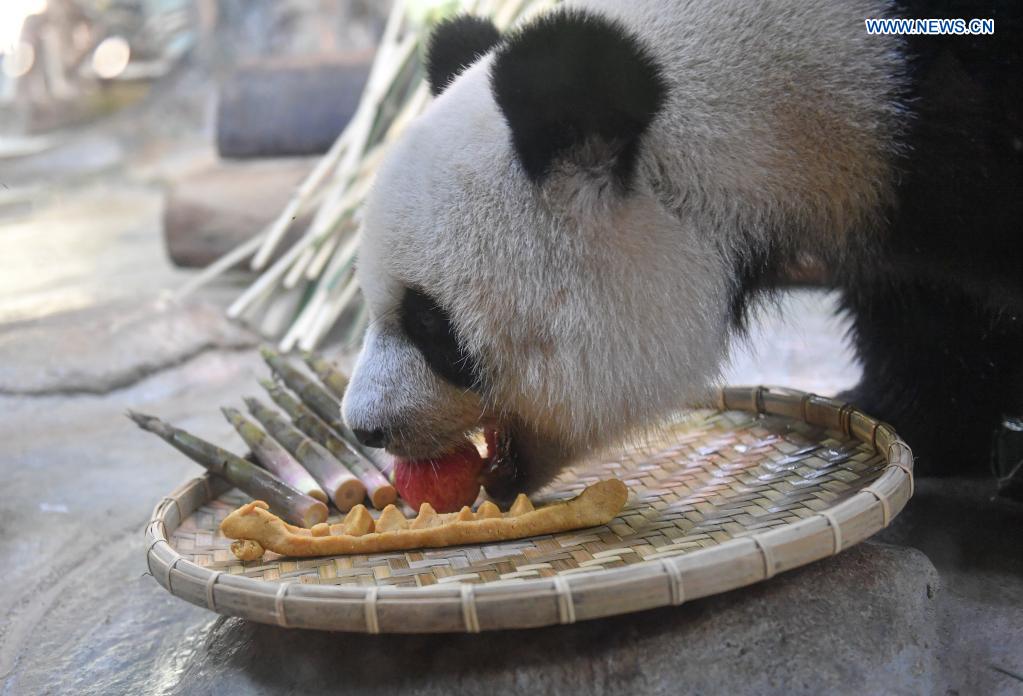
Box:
[883,0,1023,295]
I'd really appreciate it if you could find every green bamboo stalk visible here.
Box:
[221,407,327,504]
[260,346,392,473]
[243,397,366,512]
[260,380,396,509]
[261,346,340,422]
[302,351,349,401]
[127,410,327,528]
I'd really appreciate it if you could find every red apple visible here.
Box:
[393,440,485,513]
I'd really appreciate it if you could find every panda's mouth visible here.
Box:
[378,412,486,460]
[477,426,526,502]
[379,414,572,500]
[383,425,525,503]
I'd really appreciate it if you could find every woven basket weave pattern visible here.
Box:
[170,411,884,587]
[146,387,914,632]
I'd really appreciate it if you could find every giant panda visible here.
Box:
[341,0,1023,495]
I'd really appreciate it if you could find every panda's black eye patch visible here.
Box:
[399,287,480,390]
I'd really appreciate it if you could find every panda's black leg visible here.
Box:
[838,282,1023,476]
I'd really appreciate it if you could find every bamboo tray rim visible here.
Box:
[144,386,914,632]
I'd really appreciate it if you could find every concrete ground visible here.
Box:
[1,164,1021,695]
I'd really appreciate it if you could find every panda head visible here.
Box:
[343,10,733,492]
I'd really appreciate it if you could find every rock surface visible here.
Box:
[0,298,256,395]
[152,543,940,696]
[877,479,1023,696]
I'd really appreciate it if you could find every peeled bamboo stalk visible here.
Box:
[261,380,395,509]
[283,245,316,289]
[305,231,340,280]
[285,244,357,347]
[221,406,327,503]
[303,351,349,401]
[127,410,327,528]
[299,275,360,351]
[230,194,359,326]
[226,228,320,319]
[173,230,266,300]
[249,126,354,271]
[244,397,366,512]
[279,282,331,351]
[257,285,306,338]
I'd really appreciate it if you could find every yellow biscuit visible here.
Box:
[220,479,629,560]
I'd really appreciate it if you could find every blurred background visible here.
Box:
[0,0,394,328]
[2,0,520,356]
[1,0,386,135]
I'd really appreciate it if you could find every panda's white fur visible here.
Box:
[344,0,905,490]
[579,0,904,252]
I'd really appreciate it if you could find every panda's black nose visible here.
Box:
[353,427,388,449]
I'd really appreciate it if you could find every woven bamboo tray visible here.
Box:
[145,386,914,633]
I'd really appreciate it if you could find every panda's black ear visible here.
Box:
[426,16,502,96]
[491,11,667,188]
